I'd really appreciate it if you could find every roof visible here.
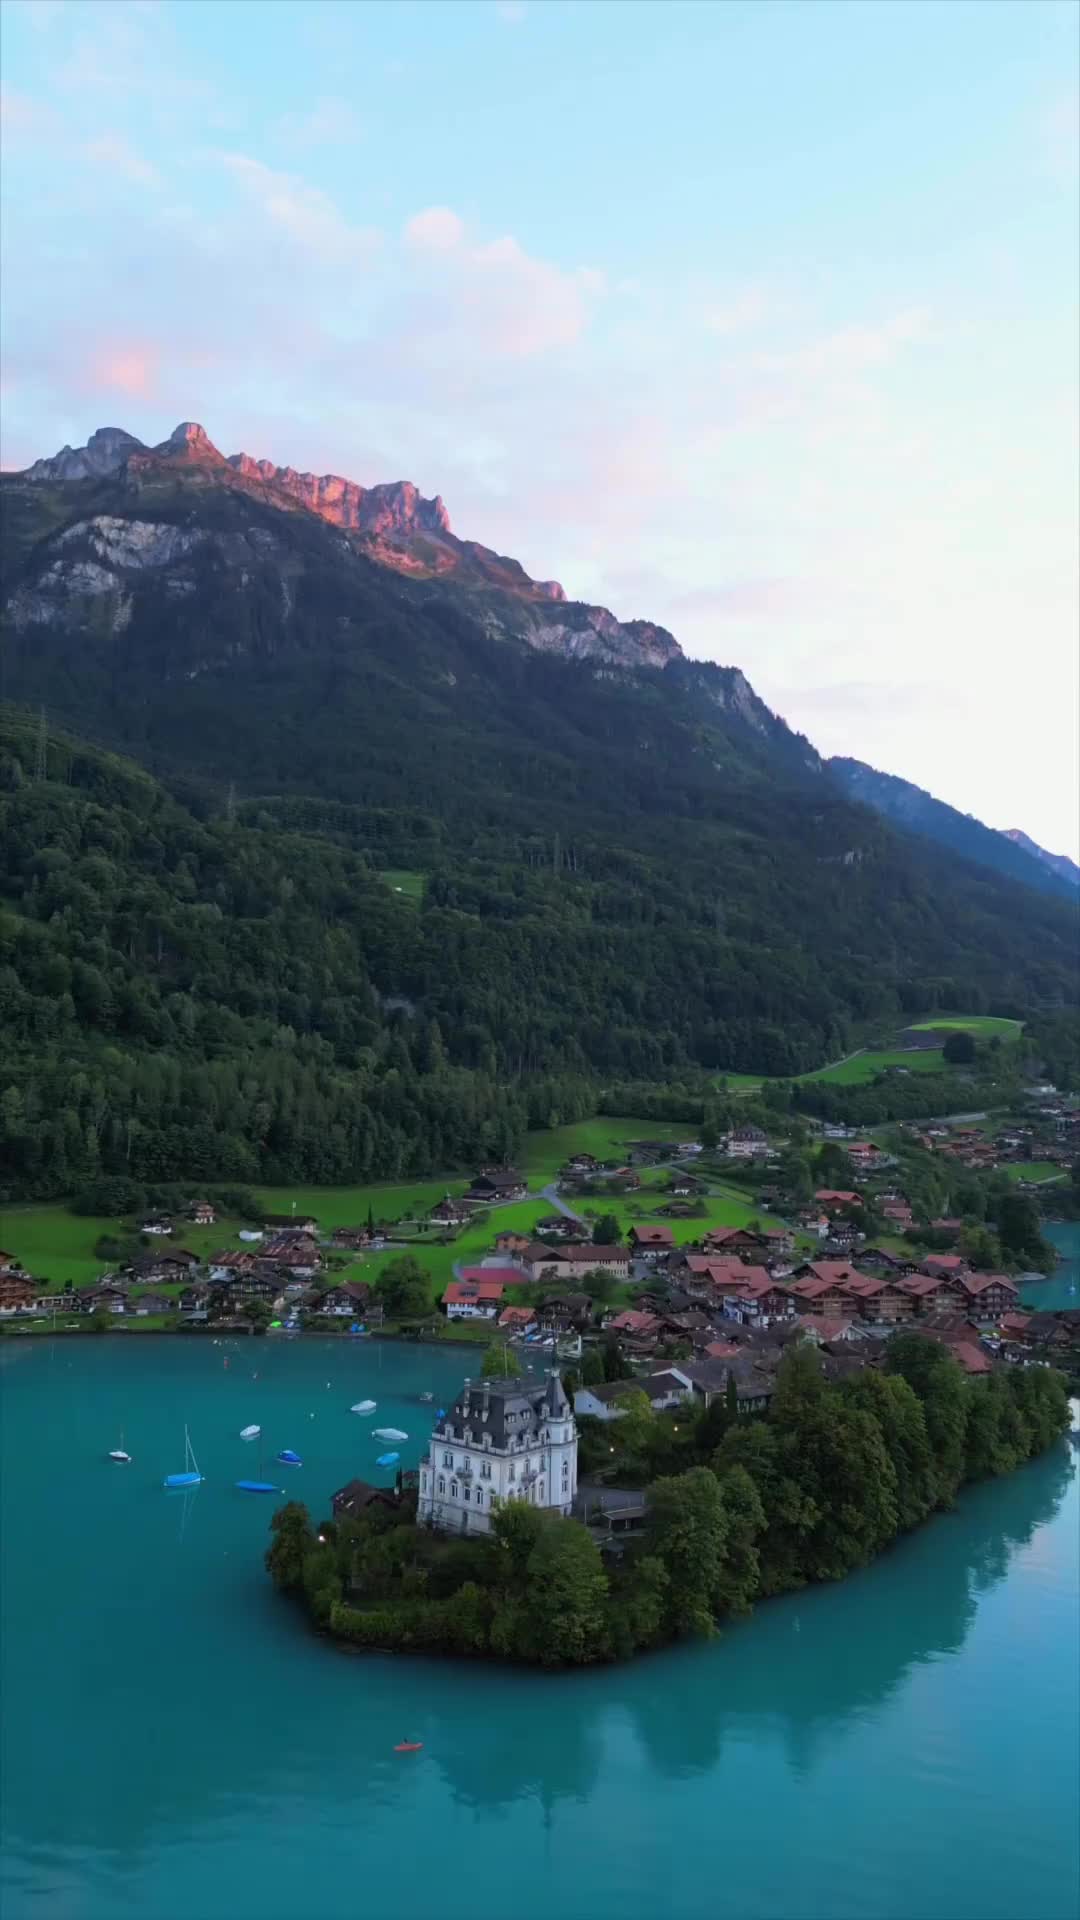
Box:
[899,1273,947,1297]
[443,1279,504,1306]
[797,1261,860,1285]
[796,1315,854,1340]
[331,1479,400,1514]
[498,1306,536,1326]
[814,1190,861,1204]
[457,1267,527,1287]
[440,1373,571,1448]
[630,1225,675,1246]
[955,1271,1017,1296]
[644,1370,692,1397]
[561,1244,627,1265]
[580,1379,643,1404]
[704,1340,740,1359]
[1000,1312,1033,1333]
[606,1309,659,1333]
[921,1254,965,1272]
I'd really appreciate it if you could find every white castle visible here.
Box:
[417,1371,578,1536]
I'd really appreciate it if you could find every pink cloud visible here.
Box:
[404,206,465,251]
[90,343,159,396]
[219,153,380,265]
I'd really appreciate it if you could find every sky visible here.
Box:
[1,0,1078,855]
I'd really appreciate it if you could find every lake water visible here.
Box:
[2,1336,1077,1920]
[1030,1220,1080,1312]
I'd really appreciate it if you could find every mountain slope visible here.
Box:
[0,422,1076,1200]
[1001,828,1080,891]
[830,757,1079,904]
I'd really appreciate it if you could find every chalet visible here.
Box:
[494,1229,533,1255]
[682,1356,775,1414]
[0,1274,36,1314]
[920,1328,994,1375]
[209,1250,256,1278]
[442,1280,504,1320]
[538,1294,593,1332]
[844,1277,914,1323]
[882,1202,914,1230]
[814,1190,862,1212]
[534,1214,578,1242]
[952,1272,1018,1317]
[85,1281,130,1315]
[563,1153,600,1174]
[659,1200,698,1218]
[796,1315,861,1344]
[0,1251,16,1272]
[725,1126,769,1159]
[920,1254,967,1277]
[428,1196,472,1227]
[178,1284,211,1317]
[139,1216,173,1237]
[758,1224,796,1254]
[331,1227,373,1251]
[231,1268,282,1305]
[191,1202,217,1226]
[498,1305,537,1334]
[667,1172,701,1196]
[857,1247,914,1276]
[463,1169,527,1205]
[332,1479,402,1520]
[262,1234,321,1271]
[723,1279,796,1324]
[261,1214,319,1233]
[128,1251,198,1284]
[341,1280,373,1309]
[930,1218,964,1239]
[312,1287,354,1317]
[628,1225,676,1258]
[998,1311,1033,1342]
[703,1227,765,1253]
[132,1291,173,1316]
[793,1260,863,1288]
[796,1211,830,1240]
[897,1274,949,1314]
[604,1309,660,1338]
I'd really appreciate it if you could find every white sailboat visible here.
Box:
[239,1424,261,1441]
[108,1430,131,1464]
[164,1425,203,1489]
[351,1399,377,1414]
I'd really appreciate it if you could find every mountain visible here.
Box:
[830,758,1079,904]
[0,421,1076,1199]
[1001,828,1080,892]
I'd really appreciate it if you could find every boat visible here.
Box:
[351,1399,377,1414]
[394,1741,423,1753]
[419,1391,434,1403]
[236,1438,280,1493]
[373,1427,407,1442]
[277,1448,303,1466]
[108,1437,132,1464]
[240,1424,260,1441]
[376,1451,400,1468]
[164,1426,203,1489]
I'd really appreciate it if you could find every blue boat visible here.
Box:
[277,1449,303,1466]
[164,1426,203,1489]
[236,1479,278,1494]
[376,1451,400,1468]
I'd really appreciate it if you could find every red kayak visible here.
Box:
[394,1741,423,1753]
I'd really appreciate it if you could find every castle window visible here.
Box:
[451,1482,458,1499]
[443,1451,452,1468]
[438,1477,445,1494]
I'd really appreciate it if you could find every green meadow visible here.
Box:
[1,1115,794,1309]
[910,1016,1023,1040]
[379,869,425,904]
[1001,1162,1065,1184]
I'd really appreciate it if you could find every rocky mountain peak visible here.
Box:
[155,421,225,462]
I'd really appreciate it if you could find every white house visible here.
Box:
[575,1368,693,1422]
[418,1372,578,1536]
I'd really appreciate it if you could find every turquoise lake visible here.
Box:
[1,1336,1077,1920]
[1032,1220,1080,1311]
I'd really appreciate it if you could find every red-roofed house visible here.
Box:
[814,1190,862,1210]
[952,1272,1018,1317]
[795,1315,858,1344]
[628,1225,676,1256]
[498,1305,537,1333]
[920,1254,966,1275]
[443,1280,504,1320]
[604,1309,660,1336]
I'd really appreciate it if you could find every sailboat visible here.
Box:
[276,1448,303,1467]
[236,1438,279,1493]
[239,1424,260,1441]
[108,1430,131,1464]
[351,1399,377,1414]
[164,1426,203,1489]
[373,1427,407,1442]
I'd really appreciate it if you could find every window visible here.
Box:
[475,1489,483,1507]
[437,1477,445,1494]
[443,1451,452,1468]
[539,1482,545,1500]
[508,1464,515,1482]
[480,1461,491,1480]
[463,1487,470,1502]
[451,1482,458,1499]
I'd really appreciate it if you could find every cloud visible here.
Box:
[90,342,159,396]
[219,154,380,265]
[84,133,159,186]
[0,87,53,133]
[494,1,527,22]
[754,307,932,379]
[276,96,362,147]
[404,206,465,251]
[1041,89,1079,179]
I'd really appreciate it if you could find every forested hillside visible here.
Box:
[0,437,1077,1199]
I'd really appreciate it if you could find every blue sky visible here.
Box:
[2,0,1077,852]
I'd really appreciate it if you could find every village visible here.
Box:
[1,1093,1077,1403]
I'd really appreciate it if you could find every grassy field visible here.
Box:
[1,1113,796,1308]
[380,869,425,904]
[1002,1162,1065,1184]
[910,1016,1023,1039]
[800,1049,948,1086]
